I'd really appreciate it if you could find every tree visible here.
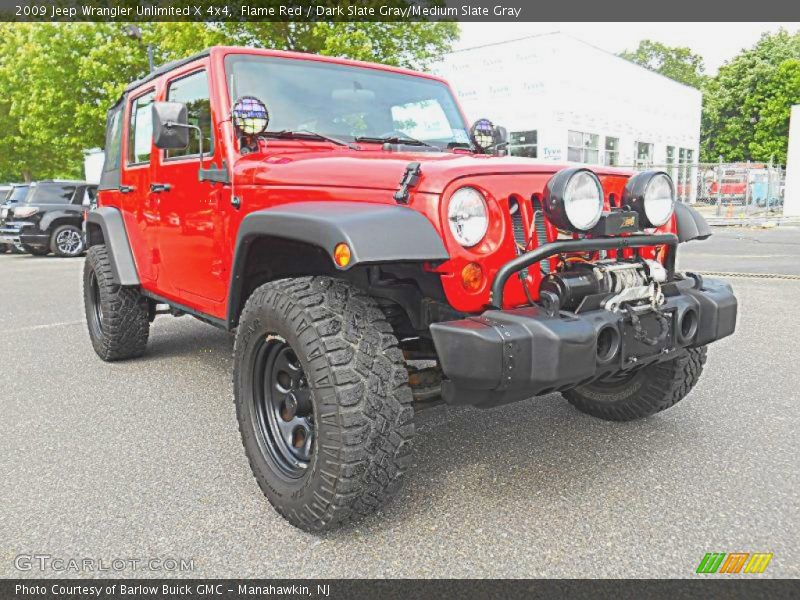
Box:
[619,40,707,89]
[0,19,458,182]
[701,30,800,163]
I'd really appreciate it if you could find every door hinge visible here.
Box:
[199,160,231,185]
[393,162,421,204]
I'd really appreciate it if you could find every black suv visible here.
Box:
[0,184,29,253]
[0,180,96,257]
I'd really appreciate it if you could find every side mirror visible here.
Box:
[152,101,189,150]
[494,126,509,147]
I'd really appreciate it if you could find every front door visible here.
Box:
[152,65,227,312]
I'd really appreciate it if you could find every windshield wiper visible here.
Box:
[355,135,437,149]
[265,129,356,149]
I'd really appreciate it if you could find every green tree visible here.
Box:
[702,30,800,163]
[619,40,708,89]
[0,19,458,182]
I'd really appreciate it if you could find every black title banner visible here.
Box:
[1,0,799,22]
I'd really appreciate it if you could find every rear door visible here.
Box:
[152,64,227,310]
[119,87,159,284]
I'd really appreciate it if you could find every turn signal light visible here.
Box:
[461,262,484,292]
[333,243,351,268]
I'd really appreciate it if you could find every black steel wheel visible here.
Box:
[87,270,104,337]
[252,336,314,477]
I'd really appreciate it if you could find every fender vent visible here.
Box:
[531,195,550,274]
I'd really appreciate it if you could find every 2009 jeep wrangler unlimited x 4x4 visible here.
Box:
[84,47,736,531]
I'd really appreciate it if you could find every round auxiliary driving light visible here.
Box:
[622,170,676,227]
[542,167,604,232]
[232,96,269,136]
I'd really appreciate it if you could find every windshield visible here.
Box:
[225,55,470,149]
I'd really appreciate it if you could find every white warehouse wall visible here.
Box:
[784,105,800,217]
[433,32,702,170]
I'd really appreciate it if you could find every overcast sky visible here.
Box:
[457,22,800,74]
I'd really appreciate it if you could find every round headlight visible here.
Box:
[643,174,675,226]
[622,170,675,227]
[448,187,489,247]
[543,168,604,232]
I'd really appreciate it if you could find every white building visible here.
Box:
[785,105,800,217]
[433,32,702,200]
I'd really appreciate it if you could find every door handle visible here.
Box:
[150,183,172,193]
[119,185,135,194]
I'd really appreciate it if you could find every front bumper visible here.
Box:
[0,221,48,247]
[430,276,737,407]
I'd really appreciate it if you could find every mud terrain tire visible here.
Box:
[83,244,150,361]
[563,347,707,421]
[234,276,414,531]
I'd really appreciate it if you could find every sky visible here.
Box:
[457,22,800,74]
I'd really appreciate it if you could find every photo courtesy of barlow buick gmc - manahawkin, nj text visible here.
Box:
[0,1,798,599]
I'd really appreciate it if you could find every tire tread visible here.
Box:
[563,347,708,421]
[233,276,414,531]
[83,244,149,361]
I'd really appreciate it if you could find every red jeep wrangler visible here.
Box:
[84,47,737,531]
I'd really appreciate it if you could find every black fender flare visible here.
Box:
[227,201,449,326]
[674,202,712,242]
[85,207,140,286]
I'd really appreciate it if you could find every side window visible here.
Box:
[166,70,213,159]
[104,104,123,173]
[127,90,155,165]
[30,185,76,204]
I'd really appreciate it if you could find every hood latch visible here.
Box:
[393,162,421,204]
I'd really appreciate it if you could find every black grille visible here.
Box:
[509,198,529,282]
[510,203,526,249]
[531,196,550,274]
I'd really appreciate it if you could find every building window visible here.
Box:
[604,137,619,166]
[166,70,214,159]
[635,141,653,166]
[509,130,537,158]
[666,146,676,180]
[127,90,155,165]
[568,130,599,164]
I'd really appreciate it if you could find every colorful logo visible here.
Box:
[696,552,773,574]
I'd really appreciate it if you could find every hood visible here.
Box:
[234,143,635,195]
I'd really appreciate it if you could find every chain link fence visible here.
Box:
[620,161,786,219]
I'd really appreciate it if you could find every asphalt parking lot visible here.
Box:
[0,228,798,579]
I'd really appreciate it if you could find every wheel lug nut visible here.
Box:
[281,394,298,421]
